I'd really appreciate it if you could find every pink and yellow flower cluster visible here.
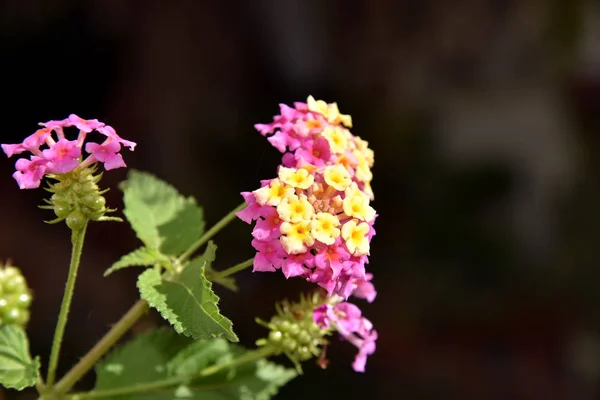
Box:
[239,96,378,371]
[2,114,136,189]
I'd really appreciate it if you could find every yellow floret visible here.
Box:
[253,179,295,206]
[311,212,341,245]
[322,126,349,154]
[277,194,314,223]
[323,165,352,191]
[355,162,373,183]
[306,96,353,128]
[280,220,314,254]
[343,185,376,222]
[341,220,370,256]
[278,167,314,189]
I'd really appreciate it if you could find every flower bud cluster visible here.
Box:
[41,166,114,229]
[256,293,331,369]
[0,263,32,327]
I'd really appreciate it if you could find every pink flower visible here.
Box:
[314,239,351,279]
[351,329,377,373]
[313,301,377,372]
[12,157,48,189]
[251,207,282,241]
[85,140,125,170]
[352,273,377,303]
[294,137,331,166]
[236,192,263,223]
[43,139,81,174]
[2,115,135,189]
[283,252,312,279]
[97,125,137,151]
[252,238,286,272]
[330,302,362,336]
[65,114,105,133]
[313,304,330,328]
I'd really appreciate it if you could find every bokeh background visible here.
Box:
[2,0,600,399]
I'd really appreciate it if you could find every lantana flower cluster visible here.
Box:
[2,114,136,189]
[241,97,378,372]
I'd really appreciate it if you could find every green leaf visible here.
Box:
[120,170,205,255]
[94,328,296,400]
[95,328,190,391]
[138,252,238,342]
[0,325,40,390]
[105,247,172,277]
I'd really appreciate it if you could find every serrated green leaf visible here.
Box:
[0,325,40,390]
[95,328,190,391]
[138,255,238,342]
[94,328,296,400]
[119,170,205,256]
[105,247,172,276]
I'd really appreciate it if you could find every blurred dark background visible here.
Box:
[2,0,600,399]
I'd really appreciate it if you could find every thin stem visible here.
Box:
[53,300,149,395]
[67,346,276,399]
[177,202,246,263]
[46,223,89,390]
[209,257,254,280]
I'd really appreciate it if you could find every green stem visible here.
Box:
[53,300,149,395]
[177,202,246,263]
[209,257,254,280]
[45,223,89,390]
[67,346,276,399]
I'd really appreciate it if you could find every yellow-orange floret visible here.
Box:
[280,220,314,254]
[341,220,370,256]
[311,212,341,245]
[279,167,314,189]
[324,165,352,191]
[277,194,315,223]
[254,178,295,206]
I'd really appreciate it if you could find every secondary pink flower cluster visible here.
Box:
[314,300,377,372]
[2,114,136,189]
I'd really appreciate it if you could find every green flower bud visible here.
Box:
[0,263,32,328]
[66,210,86,230]
[44,166,116,229]
[257,292,332,371]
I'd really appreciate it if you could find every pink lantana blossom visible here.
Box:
[65,114,104,133]
[252,238,286,272]
[43,139,81,174]
[12,156,48,189]
[351,273,377,303]
[251,207,282,241]
[2,114,136,189]
[97,125,137,151]
[313,301,378,372]
[85,140,125,170]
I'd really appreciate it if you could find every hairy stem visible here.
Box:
[45,223,89,390]
[53,300,149,395]
[209,257,254,280]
